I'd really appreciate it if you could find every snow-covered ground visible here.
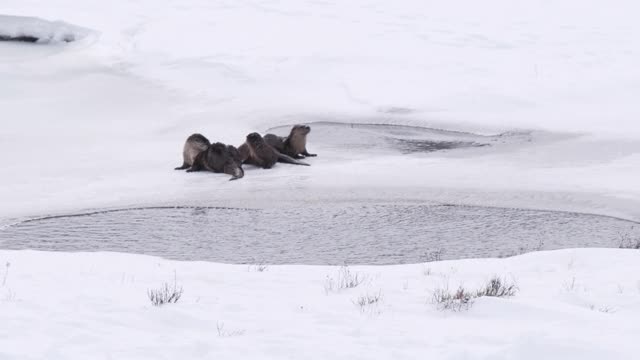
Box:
[2,1,640,358]
[1,249,639,359]
[1,0,640,222]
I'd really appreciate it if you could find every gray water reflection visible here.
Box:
[0,205,637,264]
[266,122,532,155]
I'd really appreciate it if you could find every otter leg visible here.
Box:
[187,151,208,172]
[237,143,251,163]
[174,163,190,170]
[242,157,258,167]
[186,162,204,172]
[276,152,310,166]
[302,150,317,157]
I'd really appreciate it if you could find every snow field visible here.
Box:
[1,2,640,358]
[1,249,639,359]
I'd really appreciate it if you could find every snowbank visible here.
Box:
[0,15,91,43]
[0,249,638,359]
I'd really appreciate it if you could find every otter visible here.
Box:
[238,132,309,169]
[264,124,317,159]
[175,133,210,170]
[187,142,245,180]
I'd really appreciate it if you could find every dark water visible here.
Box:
[0,35,39,43]
[0,205,636,264]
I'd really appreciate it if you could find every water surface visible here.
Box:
[1,204,636,264]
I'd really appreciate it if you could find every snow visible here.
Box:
[1,249,639,359]
[1,1,640,224]
[1,1,640,358]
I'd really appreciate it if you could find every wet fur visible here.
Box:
[239,132,309,168]
[264,124,316,159]
[187,142,245,180]
[175,133,210,170]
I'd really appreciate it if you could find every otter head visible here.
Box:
[246,132,264,146]
[291,124,311,136]
[288,125,310,151]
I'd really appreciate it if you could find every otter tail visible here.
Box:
[276,152,310,166]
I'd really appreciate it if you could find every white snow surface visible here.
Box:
[2,2,640,358]
[1,249,639,359]
[1,0,640,222]
[0,0,640,223]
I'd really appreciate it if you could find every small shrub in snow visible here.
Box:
[324,265,366,294]
[475,276,518,298]
[353,290,383,310]
[148,281,183,306]
[248,263,269,272]
[432,276,518,311]
[338,266,365,289]
[432,286,475,312]
[247,258,269,272]
[353,290,384,315]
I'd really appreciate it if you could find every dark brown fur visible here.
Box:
[187,142,244,180]
[238,132,309,169]
[264,124,316,159]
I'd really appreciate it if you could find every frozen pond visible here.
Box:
[1,204,637,264]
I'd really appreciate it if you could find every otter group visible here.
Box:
[174,125,316,180]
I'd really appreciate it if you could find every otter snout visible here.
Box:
[293,124,311,135]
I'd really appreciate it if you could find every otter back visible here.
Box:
[188,142,244,180]
[240,132,309,168]
[175,133,210,170]
[263,124,316,159]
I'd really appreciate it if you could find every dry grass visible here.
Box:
[324,265,366,294]
[148,273,183,306]
[432,276,518,311]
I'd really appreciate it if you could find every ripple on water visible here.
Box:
[1,205,637,264]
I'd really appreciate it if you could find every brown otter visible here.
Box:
[264,124,317,159]
[238,132,309,169]
[187,142,245,180]
[175,133,210,170]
